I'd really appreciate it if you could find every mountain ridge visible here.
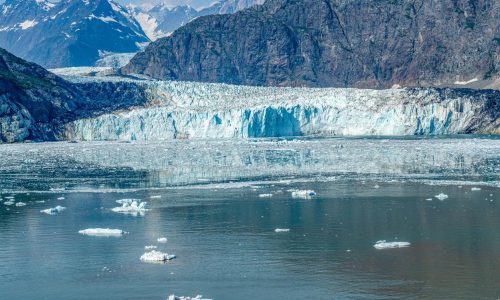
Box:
[122,0,500,89]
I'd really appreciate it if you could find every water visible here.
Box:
[1,137,499,299]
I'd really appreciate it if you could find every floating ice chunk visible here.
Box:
[258,193,273,198]
[3,201,15,206]
[168,295,211,300]
[145,245,157,250]
[291,190,316,199]
[374,240,410,249]
[4,196,15,199]
[35,200,45,203]
[471,187,481,191]
[157,237,168,243]
[275,228,290,233]
[150,195,162,199]
[57,197,65,200]
[374,185,380,189]
[15,202,26,207]
[425,198,433,201]
[40,206,66,215]
[435,193,448,201]
[112,199,148,216]
[78,228,127,237]
[140,250,176,262]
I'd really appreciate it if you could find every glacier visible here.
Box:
[57,74,499,141]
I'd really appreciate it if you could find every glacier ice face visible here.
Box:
[60,77,499,141]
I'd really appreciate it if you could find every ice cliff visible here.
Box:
[62,78,499,141]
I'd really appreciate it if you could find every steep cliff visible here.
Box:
[123,0,500,88]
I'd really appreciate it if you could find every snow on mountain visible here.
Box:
[0,0,149,68]
[129,0,265,41]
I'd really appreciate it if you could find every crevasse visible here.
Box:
[61,78,495,141]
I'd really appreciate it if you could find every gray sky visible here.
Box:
[116,0,217,9]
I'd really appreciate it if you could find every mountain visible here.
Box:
[0,0,149,68]
[122,0,500,89]
[0,47,146,142]
[128,0,265,41]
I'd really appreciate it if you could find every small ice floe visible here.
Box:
[140,250,176,262]
[35,200,45,204]
[425,198,433,201]
[78,228,127,237]
[40,205,66,215]
[150,195,162,199]
[57,197,65,200]
[3,201,15,206]
[145,245,157,250]
[374,240,410,250]
[258,194,273,198]
[435,193,449,201]
[4,196,15,200]
[471,187,481,191]
[374,184,380,189]
[291,190,316,199]
[157,237,168,243]
[275,228,290,233]
[15,202,27,207]
[112,199,148,216]
[168,295,211,300]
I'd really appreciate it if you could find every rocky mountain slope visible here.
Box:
[0,48,146,142]
[123,0,500,88]
[0,0,149,68]
[129,0,265,41]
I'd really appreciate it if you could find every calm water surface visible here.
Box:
[0,137,499,299]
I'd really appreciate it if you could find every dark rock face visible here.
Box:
[123,0,500,88]
[0,48,147,143]
[0,0,149,68]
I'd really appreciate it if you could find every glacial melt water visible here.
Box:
[1,137,499,299]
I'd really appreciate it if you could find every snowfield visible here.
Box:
[55,72,498,141]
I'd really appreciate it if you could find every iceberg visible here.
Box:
[157,237,168,243]
[374,240,411,249]
[15,202,26,207]
[471,187,481,191]
[275,228,290,233]
[258,193,273,198]
[140,250,176,262]
[40,205,66,215]
[78,228,127,237]
[291,190,316,199]
[435,193,449,200]
[3,201,15,206]
[111,199,148,216]
[145,245,157,250]
[57,197,65,200]
[168,295,211,300]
